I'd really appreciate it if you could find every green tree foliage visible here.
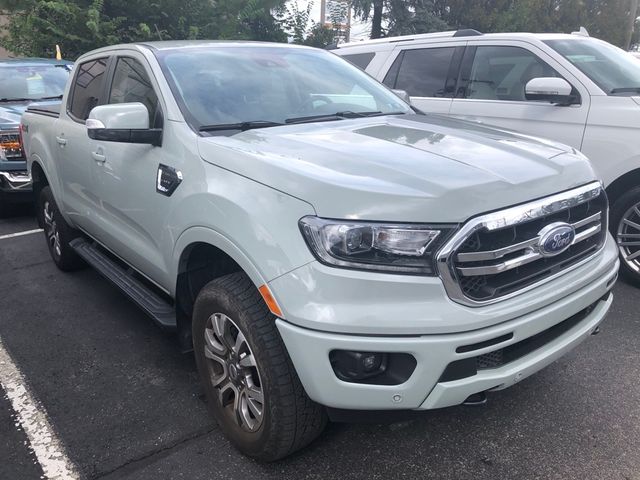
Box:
[353,0,639,48]
[386,0,449,36]
[434,0,638,47]
[0,0,287,59]
[351,0,449,38]
[276,0,343,47]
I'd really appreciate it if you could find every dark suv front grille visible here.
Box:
[437,183,607,305]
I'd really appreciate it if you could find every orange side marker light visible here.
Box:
[258,284,284,318]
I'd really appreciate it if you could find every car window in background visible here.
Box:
[463,46,561,101]
[68,58,108,121]
[546,38,640,95]
[384,48,456,97]
[157,46,410,129]
[0,63,71,101]
[340,52,375,70]
[109,57,159,126]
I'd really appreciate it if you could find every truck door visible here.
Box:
[56,57,110,233]
[448,42,589,149]
[89,53,172,287]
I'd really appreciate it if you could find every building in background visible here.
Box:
[320,0,351,43]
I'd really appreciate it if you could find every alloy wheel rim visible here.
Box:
[203,313,264,432]
[43,201,61,258]
[617,202,640,273]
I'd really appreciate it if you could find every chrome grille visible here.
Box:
[436,182,607,306]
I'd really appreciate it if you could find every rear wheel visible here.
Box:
[611,186,640,286]
[192,272,326,461]
[38,186,84,271]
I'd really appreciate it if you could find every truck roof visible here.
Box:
[80,40,315,58]
[337,30,591,49]
[0,57,73,66]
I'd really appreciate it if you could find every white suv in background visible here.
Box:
[335,30,640,284]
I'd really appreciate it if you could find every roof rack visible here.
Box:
[571,26,590,37]
[453,29,483,37]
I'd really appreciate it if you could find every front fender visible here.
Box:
[171,226,269,295]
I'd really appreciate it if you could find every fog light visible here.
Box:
[330,350,388,382]
[362,353,380,371]
[330,350,417,386]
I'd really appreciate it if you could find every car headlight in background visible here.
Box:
[299,216,456,275]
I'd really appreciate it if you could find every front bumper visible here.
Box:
[274,235,618,411]
[0,170,32,202]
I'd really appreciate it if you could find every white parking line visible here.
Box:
[0,228,43,241]
[0,338,80,479]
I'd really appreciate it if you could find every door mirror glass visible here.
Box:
[87,102,162,146]
[525,77,576,105]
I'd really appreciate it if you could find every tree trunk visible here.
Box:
[370,0,383,38]
[624,0,639,50]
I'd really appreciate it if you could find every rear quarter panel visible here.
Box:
[24,111,64,201]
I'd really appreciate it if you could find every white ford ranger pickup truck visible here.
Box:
[21,41,618,461]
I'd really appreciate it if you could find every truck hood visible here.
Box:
[0,103,26,130]
[0,100,60,130]
[198,114,596,223]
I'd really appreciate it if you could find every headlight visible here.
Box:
[299,216,456,275]
[0,131,23,161]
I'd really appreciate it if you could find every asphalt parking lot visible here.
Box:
[1,207,639,480]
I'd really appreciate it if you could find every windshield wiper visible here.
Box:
[0,97,33,103]
[37,95,63,101]
[286,110,410,124]
[285,111,381,124]
[610,87,640,94]
[0,95,63,103]
[199,121,284,132]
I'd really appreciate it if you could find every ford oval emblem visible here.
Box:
[537,222,575,257]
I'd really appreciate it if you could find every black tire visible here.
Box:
[37,186,85,271]
[610,186,640,286]
[0,197,7,218]
[192,272,326,461]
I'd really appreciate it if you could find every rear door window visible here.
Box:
[384,47,456,97]
[68,58,109,121]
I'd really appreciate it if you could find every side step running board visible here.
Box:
[70,238,177,330]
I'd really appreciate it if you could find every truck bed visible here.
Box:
[25,102,61,119]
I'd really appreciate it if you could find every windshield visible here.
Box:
[0,63,72,102]
[545,38,640,95]
[156,45,411,130]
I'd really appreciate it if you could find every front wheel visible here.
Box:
[611,186,640,286]
[192,272,326,461]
